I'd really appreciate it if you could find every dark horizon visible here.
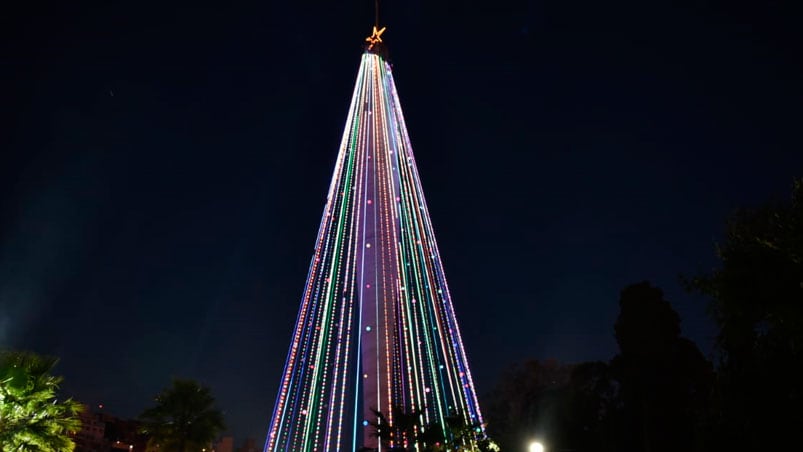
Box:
[2,0,802,442]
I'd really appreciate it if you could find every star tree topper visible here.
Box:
[365,26,386,51]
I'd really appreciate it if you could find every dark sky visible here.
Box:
[2,0,802,443]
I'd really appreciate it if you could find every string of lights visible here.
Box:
[266,47,484,451]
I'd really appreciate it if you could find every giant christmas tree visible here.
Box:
[266,28,485,451]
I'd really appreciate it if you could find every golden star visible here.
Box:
[365,26,387,49]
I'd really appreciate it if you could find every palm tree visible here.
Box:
[370,405,498,452]
[371,406,427,450]
[139,379,225,451]
[0,350,82,451]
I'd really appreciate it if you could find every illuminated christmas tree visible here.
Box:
[266,28,485,451]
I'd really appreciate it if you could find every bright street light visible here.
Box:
[528,441,545,452]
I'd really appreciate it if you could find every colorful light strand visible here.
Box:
[265,50,484,451]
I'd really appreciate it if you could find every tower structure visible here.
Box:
[266,29,484,451]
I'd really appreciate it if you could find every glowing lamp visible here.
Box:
[528,441,545,452]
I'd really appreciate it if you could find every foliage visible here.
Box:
[611,282,713,452]
[369,405,496,452]
[138,379,225,452]
[480,180,803,452]
[0,350,82,451]
[686,179,803,450]
[560,361,619,451]
[481,359,577,451]
[482,283,712,452]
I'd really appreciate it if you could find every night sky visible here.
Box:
[2,0,802,443]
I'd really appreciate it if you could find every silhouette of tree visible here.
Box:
[139,378,225,452]
[369,405,496,451]
[0,350,82,451]
[481,283,714,452]
[371,405,426,451]
[687,178,803,451]
[482,359,574,451]
[611,282,713,452]
[562,361,619,452]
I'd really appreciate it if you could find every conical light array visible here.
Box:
[266,48,484,451]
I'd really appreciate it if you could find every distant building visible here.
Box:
[73,406,106,451]
[72,405,148,452]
